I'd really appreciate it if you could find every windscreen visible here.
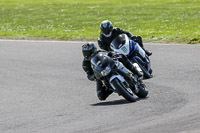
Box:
[91,52,109,71]
[111,34,126,49]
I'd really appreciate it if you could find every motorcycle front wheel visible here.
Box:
[136,59,152,79]
[110,78,137,102]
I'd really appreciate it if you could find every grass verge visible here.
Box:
[0,0,199,44]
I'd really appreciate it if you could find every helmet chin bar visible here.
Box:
[102,30,113,37]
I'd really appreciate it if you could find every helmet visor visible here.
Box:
[102,28,111,35]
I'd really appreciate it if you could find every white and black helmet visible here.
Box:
[100,20,113,37]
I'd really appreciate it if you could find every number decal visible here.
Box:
[121,46,127,53]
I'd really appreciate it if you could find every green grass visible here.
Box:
[0,0,199,43]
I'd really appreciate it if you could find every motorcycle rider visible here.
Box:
[98,20,152,56]
[82,43,143,101]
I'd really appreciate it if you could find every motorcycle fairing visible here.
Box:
[110,34,130,55]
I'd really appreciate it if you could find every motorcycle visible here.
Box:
[90,51,148,102]
[110,34,153,79]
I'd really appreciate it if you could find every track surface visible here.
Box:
[0,40,200,133]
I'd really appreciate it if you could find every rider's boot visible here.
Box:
[144,49,152,56]
[96,80,113,101]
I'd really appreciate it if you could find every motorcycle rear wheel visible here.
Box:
[135,81,148,98]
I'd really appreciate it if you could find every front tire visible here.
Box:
[133,57,152,79]
[110,78,137,102]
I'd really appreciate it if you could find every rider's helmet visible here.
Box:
[82,43,97,60]
[100,20,113,37]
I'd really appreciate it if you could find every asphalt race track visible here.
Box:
[0,40,200,133]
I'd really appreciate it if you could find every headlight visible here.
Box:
[101,66,111,76]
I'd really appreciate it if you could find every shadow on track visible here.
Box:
[91,97,148,106]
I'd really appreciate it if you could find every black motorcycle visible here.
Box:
[90,51,148,102]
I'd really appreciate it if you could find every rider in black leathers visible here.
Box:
[82,43,143,101]
[98,20,152,56]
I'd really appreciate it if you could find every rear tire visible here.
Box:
[136,81,148,98]
[149,68,153,74]
[111,78,137,102]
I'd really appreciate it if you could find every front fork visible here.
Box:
[114,61,139,92]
